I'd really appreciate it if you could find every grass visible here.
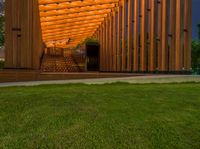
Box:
[0,83,200,149]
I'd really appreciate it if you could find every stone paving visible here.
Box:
[0,75,200,87]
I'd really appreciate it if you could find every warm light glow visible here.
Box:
[39,0,120,48]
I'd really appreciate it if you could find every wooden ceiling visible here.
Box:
[39,0,121,48]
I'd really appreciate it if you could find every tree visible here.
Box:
[191,24,200,73]
[198,24,200,41]
[192,40,200,68]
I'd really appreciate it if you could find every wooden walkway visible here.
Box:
[0,70,142,83]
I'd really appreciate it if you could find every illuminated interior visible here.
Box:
[39,0,119,48]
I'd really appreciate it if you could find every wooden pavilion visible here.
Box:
[4,0,192,74]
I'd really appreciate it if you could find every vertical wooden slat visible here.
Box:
[15,0,21,68]
[157,0,162,71]
[101,24,104,71]
[184,0,192,71]
[133,0,139,72]
[106,18,109,72]
[117,6,122,72]
[21,0,32,68]
[127,0,133,72]
[175,0,183,71]
[140,0,147,72]
[32,0,43,69]
[109,14,113,71]
[149,0,156,72]
[103,21,107,71]
[113,10,117,72]
[5,0,13,67]
[161,0,168,71]
[122,0,127,71]
[99,26,102,71]
[101,26,104,71]
[169,0,176,71]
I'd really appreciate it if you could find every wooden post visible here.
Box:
[140,0,147,72]
[149,0,156,72]
[109,14,113,71]
[175,0,183,71]
[169,0,176,71]
[157,0,162,71]
[161,0,168,71]
[103,21,107,71]
[99,24,103,71]
[106,18,110,72]
[117,6,122,72]
[127,0,133,72]
[133,0,139,72]
[184,0,192,71]
[113,10,117,72]
[122,0,127,72]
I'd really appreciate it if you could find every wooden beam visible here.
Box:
[40,9,112,22]
[40,4,118,17]
[39,0,119,9]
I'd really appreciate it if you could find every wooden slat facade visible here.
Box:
[5,0,192,73]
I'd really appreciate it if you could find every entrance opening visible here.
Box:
[86,44,100,72]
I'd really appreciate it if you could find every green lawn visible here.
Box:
[0,83,200,149]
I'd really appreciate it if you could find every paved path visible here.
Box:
[0,75,200,87]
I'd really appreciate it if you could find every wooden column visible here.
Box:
[140,0,147,72]
[32,0,43,70]
[106,18,110,72]
[169,0,176,71]
[184,0,192,71]
[101,25,104,71]
[103,21,107,71]
[117,6,122,72]
[99,24,103,71]
[175,0,183,71]
[127,0,133,72]
[122,0,127,71]
[149,0,156,72]
[161,0,168,71]
[133,0,139,72]
[113,10,117,72]
[109,14,113,72]
[157,0,162,71]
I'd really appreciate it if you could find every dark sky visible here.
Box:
[192,0,200,39]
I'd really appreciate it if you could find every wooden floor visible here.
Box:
[0,69,143,83]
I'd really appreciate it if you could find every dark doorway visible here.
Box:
[86,44,100,71]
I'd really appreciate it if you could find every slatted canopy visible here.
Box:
[39,0,120,48]
[5,0,192,73]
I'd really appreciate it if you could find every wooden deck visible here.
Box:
[0,69,142,83]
